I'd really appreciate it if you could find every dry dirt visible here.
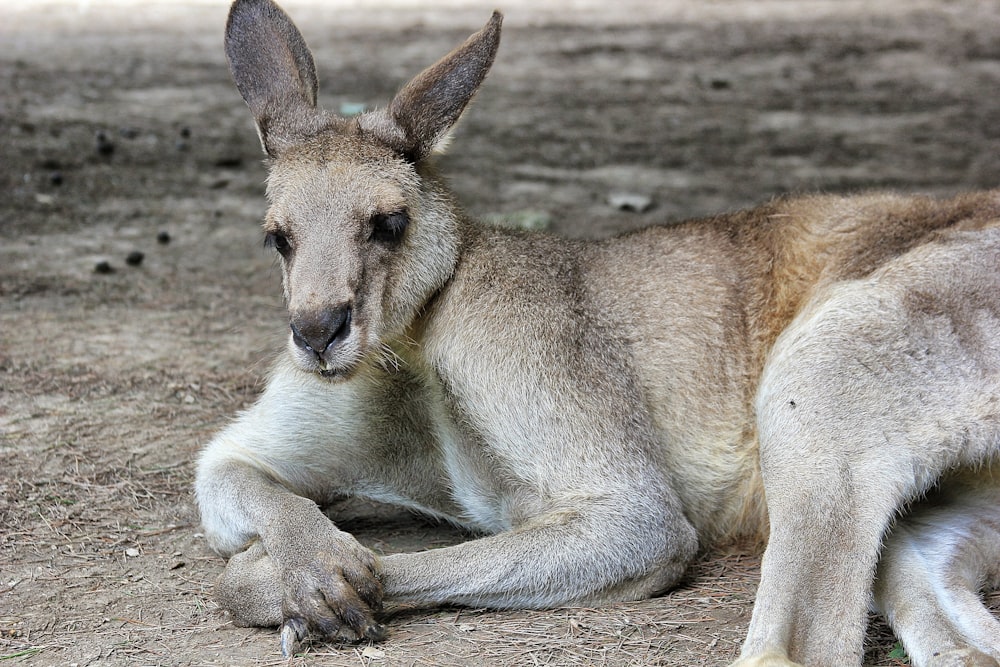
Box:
[3,0,1000,665]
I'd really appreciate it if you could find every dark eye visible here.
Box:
[370,211,409,247]
[265,231,291,256]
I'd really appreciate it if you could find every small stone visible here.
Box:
[156,230,171,245]
[95,131,115,157]
[608,192,654,213]
[125,547,140,558]
[179,126,191,139]
[125,251,144,266]
[49,171,63,186]
[214,156,243,168]
[94,260,115,274]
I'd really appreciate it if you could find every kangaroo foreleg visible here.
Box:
[217,494,697,655]
[204,460,386,655]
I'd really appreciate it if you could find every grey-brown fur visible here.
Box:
[196,1,1000,664]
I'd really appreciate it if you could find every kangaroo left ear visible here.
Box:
[225,0,325,156]
[359,11,502,162]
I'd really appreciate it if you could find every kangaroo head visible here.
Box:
[225,0,501,378]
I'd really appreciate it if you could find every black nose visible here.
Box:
[290,305,351,356]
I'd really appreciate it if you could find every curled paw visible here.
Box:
[275,536,386,655]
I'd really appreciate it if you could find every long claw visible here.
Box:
[280,617,308,657]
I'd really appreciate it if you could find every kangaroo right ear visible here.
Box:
[358,11,502,162]
[225,0,325,156]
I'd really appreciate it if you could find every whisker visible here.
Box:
[378,342,406,372]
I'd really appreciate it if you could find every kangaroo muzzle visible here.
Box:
[290,304,352,361]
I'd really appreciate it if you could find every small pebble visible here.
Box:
[125,251,144,266]
[49,171,63,186]
[214,156,243,168]
[95,131,115,157]
[156,230,171,244]
[179,126,191,139]
[94,260,115,274]
[608,192,654,213]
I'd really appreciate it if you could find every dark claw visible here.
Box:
[280,617,308,657]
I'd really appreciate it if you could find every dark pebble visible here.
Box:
[95,131,115,156]
[214,156,243,168]
[94,260,115,274]
[179,126,191,138]
[40,158,62,170]
[156,231,171,244]
[125,251,145,267]
[710,78,731,90]
[49,171,63,186]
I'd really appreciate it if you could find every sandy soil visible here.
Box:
[2,0,999,664]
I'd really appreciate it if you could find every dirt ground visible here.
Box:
[3,0,1000,665]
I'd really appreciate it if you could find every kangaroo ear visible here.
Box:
[360,11,502,162]
[225,0,325,156]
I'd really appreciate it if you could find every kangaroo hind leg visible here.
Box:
[875,470,1000,667]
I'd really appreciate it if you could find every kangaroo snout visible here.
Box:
[290,304,352,358]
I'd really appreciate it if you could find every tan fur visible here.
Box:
[196,1,1000,664]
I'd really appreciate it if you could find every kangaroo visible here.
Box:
[195,0,1000,664]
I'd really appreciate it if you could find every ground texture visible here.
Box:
[2,0,1000,664]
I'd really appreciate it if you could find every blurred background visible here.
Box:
[2,1,999,664]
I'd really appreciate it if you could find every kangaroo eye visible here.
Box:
[370,211,409,247]
[265,231,292,256]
